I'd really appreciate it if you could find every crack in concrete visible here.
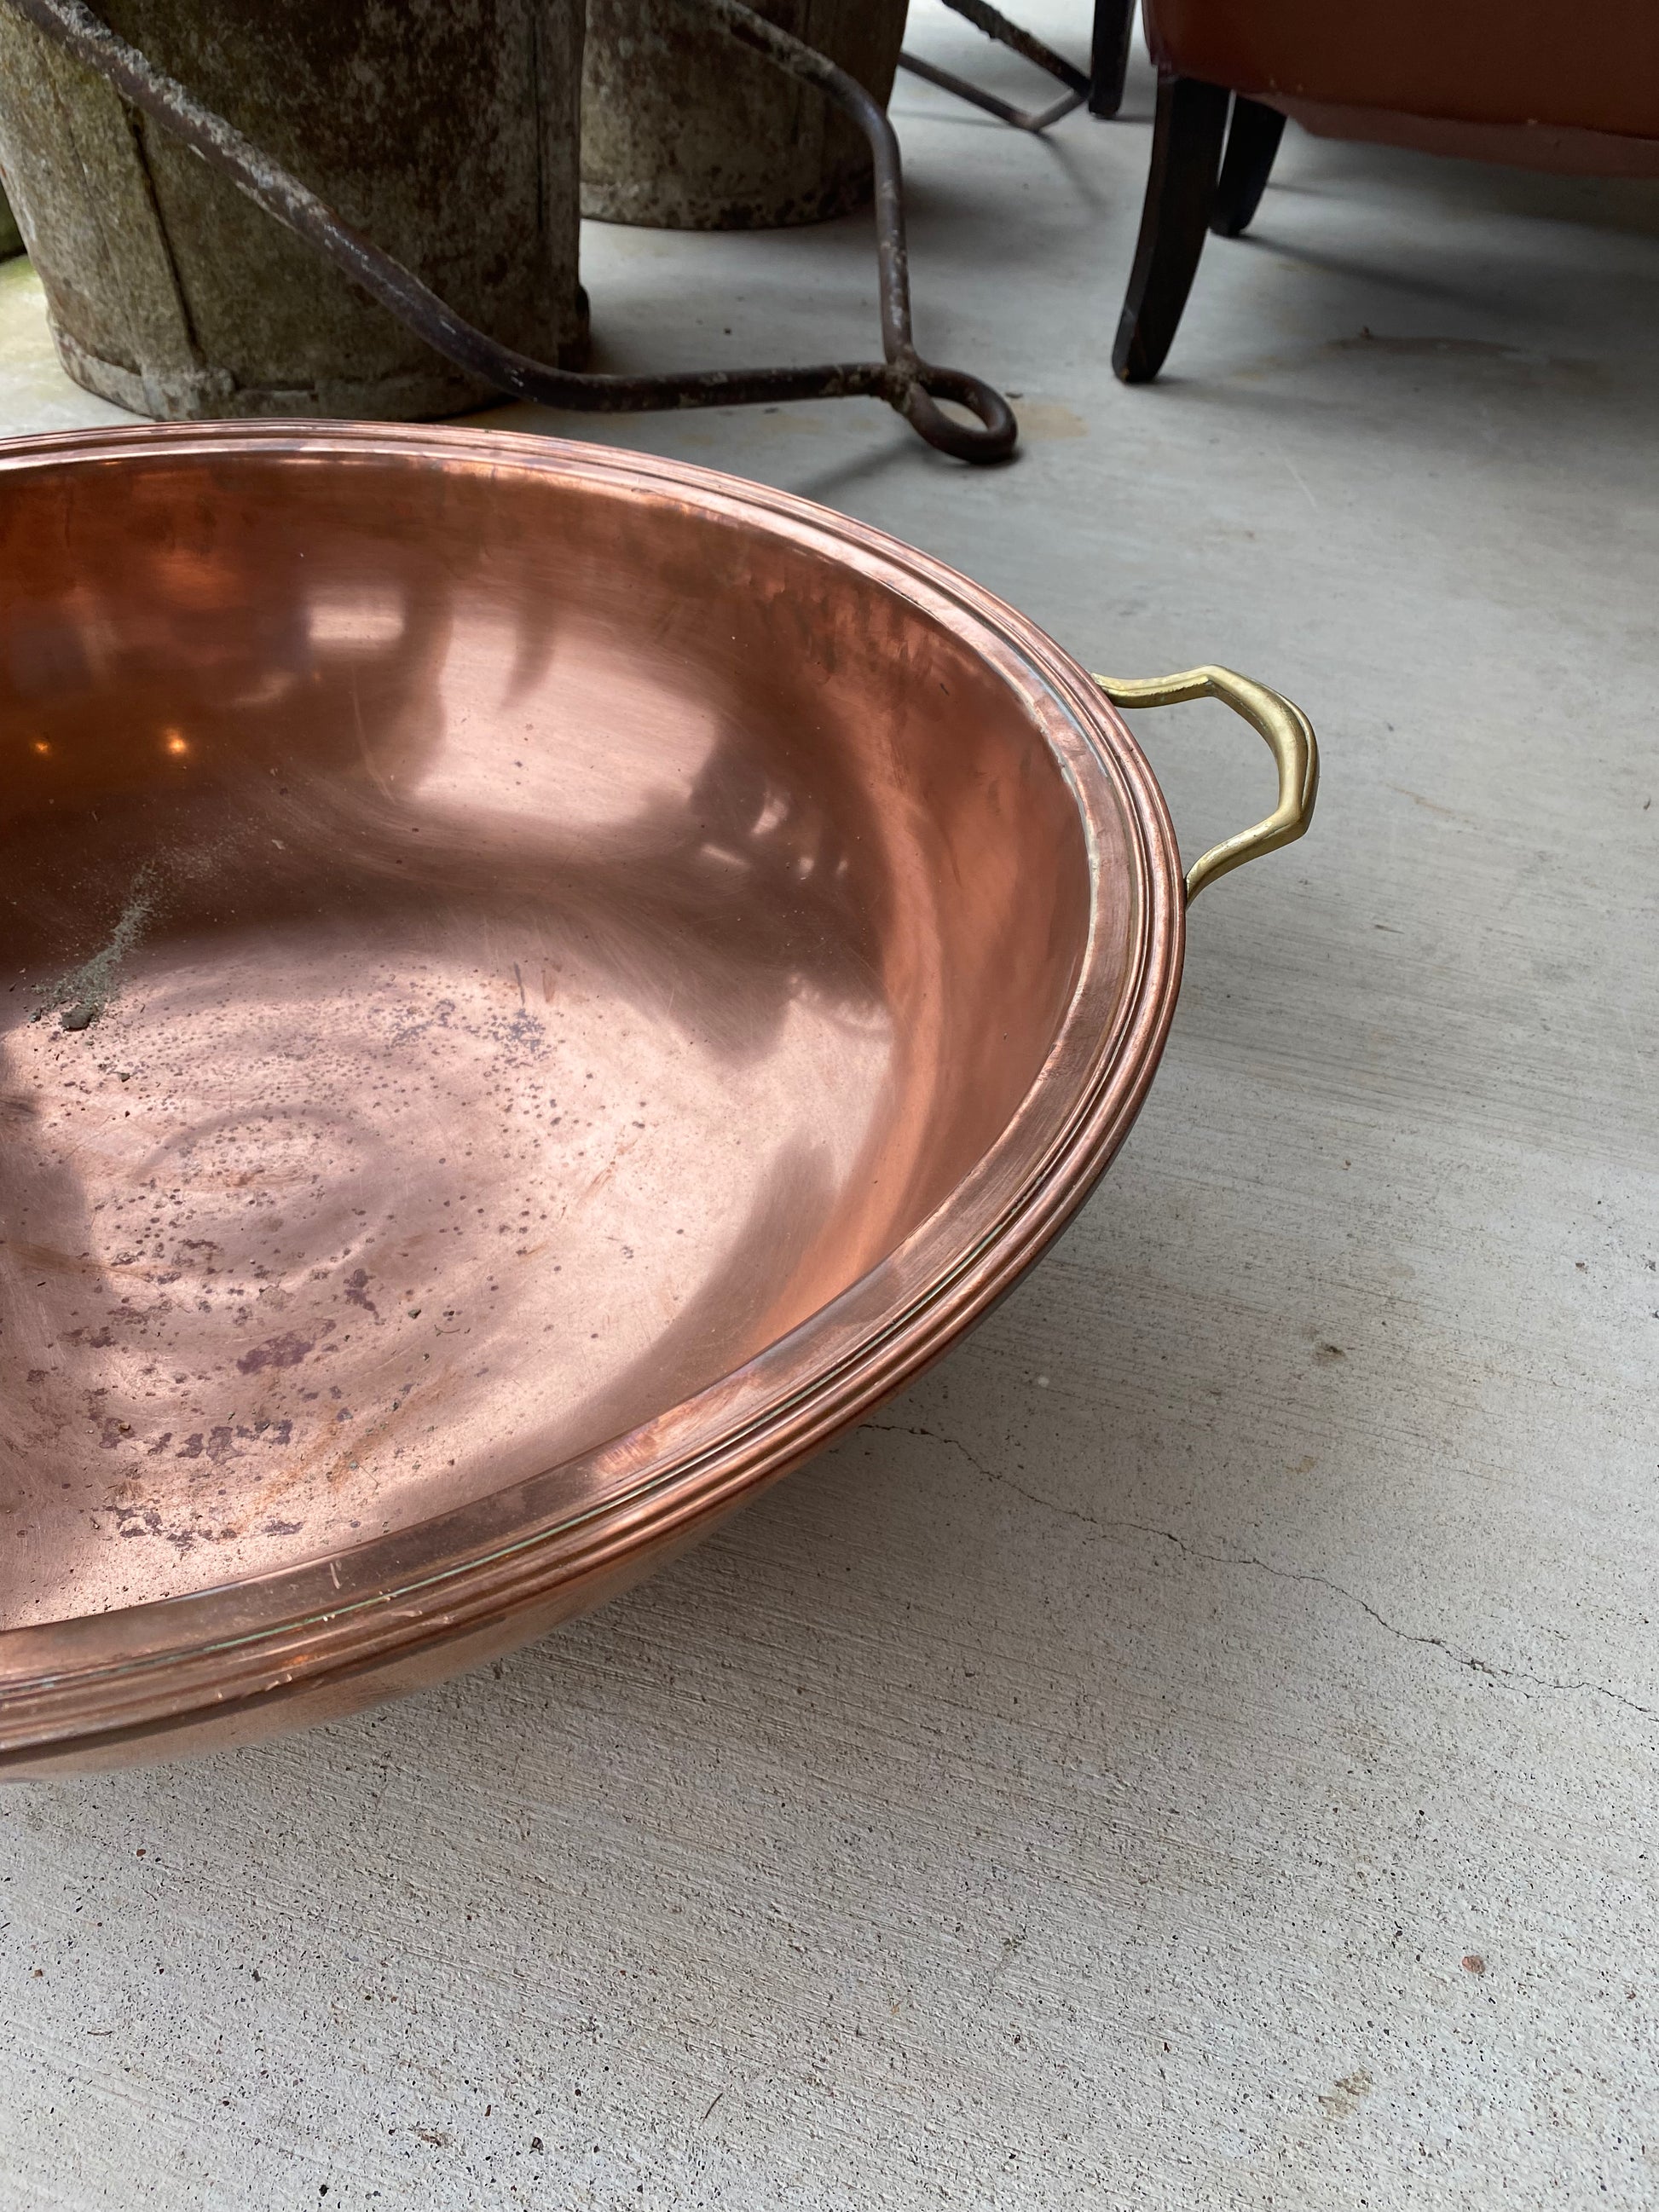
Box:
[861,1418,1656,1722]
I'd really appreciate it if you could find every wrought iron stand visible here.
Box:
[3,0,1019,462]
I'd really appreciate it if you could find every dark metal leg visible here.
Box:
[1088,0,1134,118]
[1112,75,1229,385]
[1211,95,1285,237]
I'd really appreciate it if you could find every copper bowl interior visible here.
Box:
[0,430,1152,1643]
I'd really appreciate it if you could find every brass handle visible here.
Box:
[1091,666,1319,904]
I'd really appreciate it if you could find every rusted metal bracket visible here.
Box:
[899,0,1089,136]
[3,0,1018,463]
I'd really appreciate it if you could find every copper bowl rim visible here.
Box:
[0,421,1183,1756]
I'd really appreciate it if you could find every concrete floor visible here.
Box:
[3,6,1658,2205]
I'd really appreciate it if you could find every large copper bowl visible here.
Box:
[0,424,1314,1775]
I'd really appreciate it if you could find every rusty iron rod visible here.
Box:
[899,0,1089,136]
[937,0,1090,95]
[3,0,1017,462]
[896,52,1084,134]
